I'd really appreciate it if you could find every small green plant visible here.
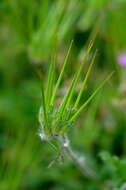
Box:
[38,41,114,178]
[38,41,113,140]
[100,151,126,189]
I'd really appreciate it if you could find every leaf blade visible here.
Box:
[74,50,97,109]
[50,40,73,104]
[70,71,114,122]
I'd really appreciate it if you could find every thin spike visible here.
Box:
[50,40,73,104]
[58,41,94,116]
[45,55,56,109]
[65,40,93,108]
[74,50,97,109]
[58,77,76,118]
[70,71,114,122]
[41,84,48,127]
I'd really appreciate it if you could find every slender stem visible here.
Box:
[120,184,126,190]
[59,135,97,179]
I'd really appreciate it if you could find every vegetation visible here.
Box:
[0,0,126,189]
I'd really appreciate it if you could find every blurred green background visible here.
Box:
[1,0,126,189]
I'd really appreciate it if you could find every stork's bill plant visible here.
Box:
[38,41,113,141]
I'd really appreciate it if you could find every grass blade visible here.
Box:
[45,55,56,109]
[64,40,94,108]
[57,41,94,118]
[57,77,77,118]
[41,83,48,128]
[74,50,97,109]
[70,71,114,122]
[50,40,73,104]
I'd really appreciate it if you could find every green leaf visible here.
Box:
[70,71,114,122]
[57,76,77,119]
[64,40,94,109]
[51,40,73,104]
[74,50,97,108]
[41,83,48,132]
[57,41,94,119]
[45,54,56,110]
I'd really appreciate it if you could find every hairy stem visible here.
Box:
[120,184,126,190]
[59,135,97,179]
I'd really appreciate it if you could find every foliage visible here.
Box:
[0,0,126,190]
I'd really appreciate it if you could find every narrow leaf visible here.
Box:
[51,40,73,104]
[58,41,94,117]
[70,71,114,122]
[41,84,48,127]
[45,55,56,109]
[65,40,93,108]
[74,50,97,109]
[58,77,76,118]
